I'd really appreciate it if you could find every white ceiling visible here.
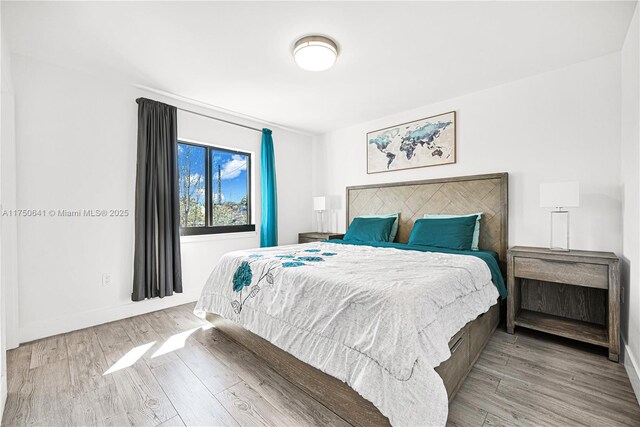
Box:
[2,1,637,134]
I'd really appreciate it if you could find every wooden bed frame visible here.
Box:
[206,172,508,426]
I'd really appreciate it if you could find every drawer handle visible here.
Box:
[533,258,577,265]
[450,336,465,353]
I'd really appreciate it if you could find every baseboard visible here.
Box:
[18,290,202,344]
[623,338,640,405]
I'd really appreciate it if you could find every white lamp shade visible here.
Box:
[540,182,580,208]
[313,196,326,211]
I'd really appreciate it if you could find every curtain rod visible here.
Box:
[176,106,263,133]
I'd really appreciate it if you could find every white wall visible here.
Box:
[621,2,640,401]
[11,54,313,343]
[1,28,18,353]
[0,18,18,416]
[313,53,623,254]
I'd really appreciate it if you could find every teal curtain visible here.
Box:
[260,128,278,247]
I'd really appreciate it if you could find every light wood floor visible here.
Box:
[2,303,639,427]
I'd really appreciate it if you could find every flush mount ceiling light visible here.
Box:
[293,36,338,71]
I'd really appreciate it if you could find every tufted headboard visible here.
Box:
[346,173,509,271]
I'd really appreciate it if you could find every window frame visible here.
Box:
[178,140,255,236]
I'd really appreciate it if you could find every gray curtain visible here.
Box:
[132,98,182,301]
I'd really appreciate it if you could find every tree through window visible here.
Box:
[178,141,254,235]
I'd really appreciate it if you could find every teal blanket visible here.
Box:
[326,240,507,299]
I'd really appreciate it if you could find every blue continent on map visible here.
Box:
[368,128,400,153]
[399,122,451,160]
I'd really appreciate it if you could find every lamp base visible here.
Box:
[316,211,325,233]
[549,210,570,251]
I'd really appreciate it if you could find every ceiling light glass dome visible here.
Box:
[293,36,338,71]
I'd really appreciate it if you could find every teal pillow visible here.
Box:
[408,216,477,250]
[359,213,399,242]
[344,217,396,243]
[424,212,482,250]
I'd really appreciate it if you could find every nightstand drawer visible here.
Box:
[298,237,318,244]
[514,257,608,289]
[298,232,344,244]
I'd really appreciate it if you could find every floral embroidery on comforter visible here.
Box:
[230,248,337,313]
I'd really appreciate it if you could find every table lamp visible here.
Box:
[314,196,326,232]
[540,182,580,251]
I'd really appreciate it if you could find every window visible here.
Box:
[178,141,254,235]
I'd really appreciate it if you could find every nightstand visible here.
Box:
[298,232,344,244]
[507,246,620,362]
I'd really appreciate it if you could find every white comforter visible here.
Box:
[194,242,499,426]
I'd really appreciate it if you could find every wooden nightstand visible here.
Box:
[298,232,344,244]
[507,246,620,362]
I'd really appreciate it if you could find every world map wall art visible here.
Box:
[367,111,456,174]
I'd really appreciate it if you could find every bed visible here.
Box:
[195,172,508,426]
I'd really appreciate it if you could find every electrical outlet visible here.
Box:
[102,273,112,287]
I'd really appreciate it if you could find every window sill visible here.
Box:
[180,231,258,244]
